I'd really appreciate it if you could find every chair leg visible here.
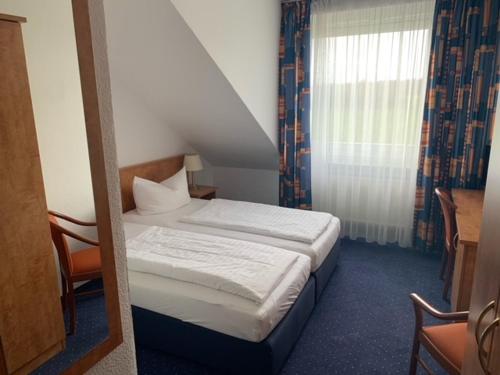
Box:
[409,335,420,375]
[439,250,448,280]
[67,283,77,336]
[60,274,67,311]
[442,252,455,301]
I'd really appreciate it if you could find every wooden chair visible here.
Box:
[435,188,457,300]
[48,211,103,335]
[409,293,468,375]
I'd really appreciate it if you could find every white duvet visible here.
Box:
[180,199,333,244]
[126,226,300,304]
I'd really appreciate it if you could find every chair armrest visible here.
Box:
[54,224,99,247]
[48,210,97,227]
[410,293,469,321]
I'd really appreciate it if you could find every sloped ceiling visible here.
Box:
[171,0,281,149]
[103,0,279,169]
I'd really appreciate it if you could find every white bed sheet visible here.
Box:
[123,199,340,271]
[181,199,332,244]
[124,222,310,342]
[127,226,299,303]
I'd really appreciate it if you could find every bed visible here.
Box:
[119,156,341,373]
[124,222,315,374]
[124,198,341,302]
[120,155,341,302]
[119,155,342,302]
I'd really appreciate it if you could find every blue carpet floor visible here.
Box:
[34,280,109,375]
[135,240,450,375]
[32,240,450,374]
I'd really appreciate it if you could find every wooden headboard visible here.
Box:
[119,155,185,212]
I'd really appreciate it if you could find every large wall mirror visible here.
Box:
[0,1,123,374]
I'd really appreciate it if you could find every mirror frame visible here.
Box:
[61,1,124,373]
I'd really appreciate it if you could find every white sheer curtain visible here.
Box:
[311,0,434,247]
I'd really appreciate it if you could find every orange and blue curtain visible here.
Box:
[414,0,499,252]
[279,0,312,209]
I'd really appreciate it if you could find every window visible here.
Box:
[311,0,435,246]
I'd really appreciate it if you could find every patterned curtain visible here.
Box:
[414,0,500,252]
[278,0,312,209]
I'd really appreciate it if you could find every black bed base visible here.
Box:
[312,239,341,302]
[132,277,316,375]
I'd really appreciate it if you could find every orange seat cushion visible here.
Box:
[421,322,467,372]
[71,246,102,275]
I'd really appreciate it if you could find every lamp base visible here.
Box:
[187,171,198,190]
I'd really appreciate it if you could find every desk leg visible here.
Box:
[451,242,478,311]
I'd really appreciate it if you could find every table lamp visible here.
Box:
[184,154,203,189]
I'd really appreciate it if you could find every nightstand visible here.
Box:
[189,185,218,200]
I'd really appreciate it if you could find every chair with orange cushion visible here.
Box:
[48,211,103,335]
[409,293,469,375]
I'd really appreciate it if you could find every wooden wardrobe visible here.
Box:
[461,104,500,373]
[0,14,66,375]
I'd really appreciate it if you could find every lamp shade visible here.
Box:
[184,154,203,172]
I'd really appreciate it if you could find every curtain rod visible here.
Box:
[282,0,302,3]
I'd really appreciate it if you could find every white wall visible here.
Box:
[213,167,279,205]
[0,0,95,221]
[103,0,280,204]
[172,0,281,148]
[170,0,281,204]
[111,78,192,167]
[109,77,214,186]
[103,0,278,170]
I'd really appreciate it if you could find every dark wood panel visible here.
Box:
[0,14,26,23]
[0,336,7,375]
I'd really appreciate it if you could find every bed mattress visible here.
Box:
[124,223,311,342]
[123,199,340,271]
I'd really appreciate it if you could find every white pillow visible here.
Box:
[161,166,190,194]
[133,169,190,215]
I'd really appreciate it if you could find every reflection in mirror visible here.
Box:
[34,213,109,374]
[0,1,120,374]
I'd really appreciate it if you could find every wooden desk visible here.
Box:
[451,189,485,311]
